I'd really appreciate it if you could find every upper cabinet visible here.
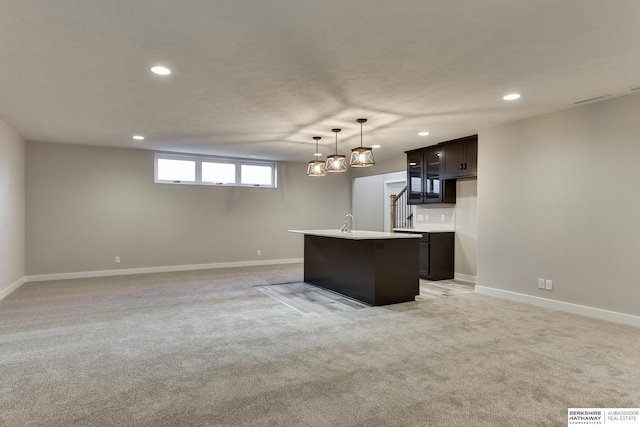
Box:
[441,135,478,179]
[405,135,477,205]
[406,146,456,205]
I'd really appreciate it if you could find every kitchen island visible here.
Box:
[288,229,421,306]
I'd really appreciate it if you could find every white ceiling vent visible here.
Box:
[573,94,611,105]
[626,85,640,92]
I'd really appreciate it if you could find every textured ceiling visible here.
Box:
[1,0,640,162]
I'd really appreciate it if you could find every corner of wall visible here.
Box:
[0,117,26,297]
[0,277,26,301]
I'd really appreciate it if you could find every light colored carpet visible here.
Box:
[1,264,639,426]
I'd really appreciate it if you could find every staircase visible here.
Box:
[390,186,411,230]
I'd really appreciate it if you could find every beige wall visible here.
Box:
[0,119,25,294]
[478,92,640,317]
[26,142,350,275]
[454,179,477,280]
[352,171,405,232]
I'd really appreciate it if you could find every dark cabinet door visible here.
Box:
[407,151,424,204]
[427,232,455,280]
[443,143,465,178]
[442,136,478,179]
[412,232,454,281]
[424,150,442,202]
[407,147,454,205]
[464,139,477,176]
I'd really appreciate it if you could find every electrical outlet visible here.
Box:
[538,278,545,289]
[115,256,120,264]
[257,249,261,256]
[545,279,553,291]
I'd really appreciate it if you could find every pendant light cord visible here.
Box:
[357,118,367,148]
[331,128,341,154]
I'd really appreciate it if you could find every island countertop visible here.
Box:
[288,229,421,240]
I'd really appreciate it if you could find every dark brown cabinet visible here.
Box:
[406,146,455,205]
[442,135,478,179]
[406,134,477,205]
[408,231,455,280]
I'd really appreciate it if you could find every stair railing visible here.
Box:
[390,186,411,231]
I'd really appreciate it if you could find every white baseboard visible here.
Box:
[24,258,304,283]
[475,285,640,328]
[454,273,476,284]
[0,277,26,301]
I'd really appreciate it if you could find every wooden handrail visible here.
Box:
[390,186,407,203]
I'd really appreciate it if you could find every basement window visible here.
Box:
[157,158,196,182]
[154,153,277,188]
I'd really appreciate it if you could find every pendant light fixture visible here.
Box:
[325,128,347,173]
[350,118,375,167]
[306,137,326,177]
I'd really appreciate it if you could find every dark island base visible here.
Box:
[303,235,419,306]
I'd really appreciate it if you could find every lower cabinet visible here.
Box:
[414,232,454,280]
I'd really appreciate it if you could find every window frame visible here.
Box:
[154,153,277,188]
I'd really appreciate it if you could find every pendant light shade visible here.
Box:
[307,137,326,176]
[350,118,375,167]
[325,128,348,173]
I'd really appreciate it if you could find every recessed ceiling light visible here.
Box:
[150,66,171,75]
[371,145,381,149]
[503,93,521,100]
[418,131,429,136]
[132,135,144,140]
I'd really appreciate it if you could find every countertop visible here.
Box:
[393,228,455,233]
[288,229,422,240]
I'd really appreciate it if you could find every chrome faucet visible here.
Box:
[341,214,354,233]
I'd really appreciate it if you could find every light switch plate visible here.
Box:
[538,278,545,289]
[545,279,553,290]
